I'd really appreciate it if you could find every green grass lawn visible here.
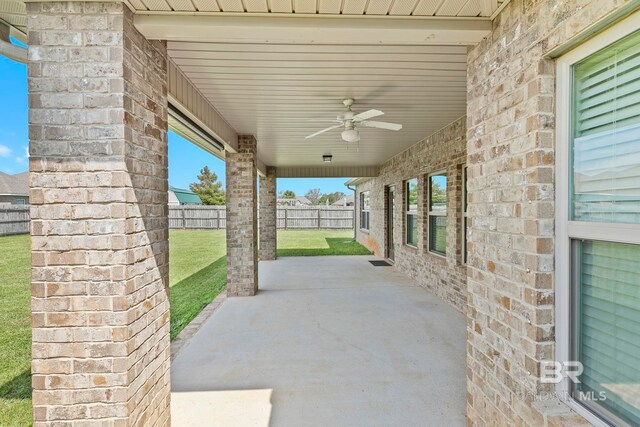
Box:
[168,230,226,341]
[0,235,32,426]
[0,228,369,425]
[277,229,372,256]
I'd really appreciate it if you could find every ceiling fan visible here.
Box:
[305,98,402,143]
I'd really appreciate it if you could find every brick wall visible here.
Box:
[28,3,170,424]
[355,117,467,312]
[225,134,258,296]
[259,166,277,261]
[466,0,630,425]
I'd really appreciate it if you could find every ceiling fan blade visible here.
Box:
[359,120,403,131]
[306,118,342,123]
[353,109,384,121]
[305,124,343,139]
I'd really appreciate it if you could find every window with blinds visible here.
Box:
[573,240,640,426]
[405,179,418,247]
[360,191,370,230]
[462,166,468,264]
[571,29,640,224]
[428,173,447,256]
[567,26,640,427]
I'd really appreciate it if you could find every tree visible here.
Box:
[431,182,446,205]
[189,166,225,205]
[305,188,322,205]
[318,191,346,205]
[279,190,296,199]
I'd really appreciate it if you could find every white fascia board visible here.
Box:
[256,158,267,178]
[135,14,492,46]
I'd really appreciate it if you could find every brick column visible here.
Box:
[225,135,258,296]
[259,166,277,261]
[28,3,170,425]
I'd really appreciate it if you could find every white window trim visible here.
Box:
[462,166,468,265]
[405,178,418,248]
[360,191,370,231]
[555,11,640,427]
[427,171,447,256]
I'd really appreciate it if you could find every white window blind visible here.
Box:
[428,174,447,255]
[574,240,640,426]
[571,29,640,224]
[360,191,370,230]
[405,179,418,246]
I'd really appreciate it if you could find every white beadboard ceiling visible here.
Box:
[168,41,468,168]
[131,0,505,17]
[0,0,502,170]
[0,0,26,39]
[0,0,504,37]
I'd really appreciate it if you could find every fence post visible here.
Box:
[317,208,321,229]
[284,208,288,230]
[181,206,186,229]
[214,208,219,229]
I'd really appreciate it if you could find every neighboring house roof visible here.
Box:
[169,186,202,204]
[168,189,180,205]
[0,171,29,196]
[332,193,354,206]
[277,196,312,206]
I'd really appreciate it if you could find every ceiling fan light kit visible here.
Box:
[305,98,403,143]
[341,128,360,143]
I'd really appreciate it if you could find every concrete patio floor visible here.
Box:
[170,256,466,427]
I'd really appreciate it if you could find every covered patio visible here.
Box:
[170,256,466,427]
[1,0,638,425]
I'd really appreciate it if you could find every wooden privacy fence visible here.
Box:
[0,205,355,236]
[170,205,354,230]
[277,206,353,229]
[0,205,30,236]
[169,205,227,229]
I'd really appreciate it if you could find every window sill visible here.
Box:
[404,243,418,251]
[555,396,611,427]
[428,250,447,260]
[359,228,370,234]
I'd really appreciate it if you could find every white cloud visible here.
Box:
[0,145,11,157]
[15,146,29,164]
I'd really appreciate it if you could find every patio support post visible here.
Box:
[225,134,259,296]
[27,3,171,424]
[259,166,277,260]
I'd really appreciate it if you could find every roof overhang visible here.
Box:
[278,166,378,178]
[345,177,372,187]
[135,14,492,46]
[1,1,503,178]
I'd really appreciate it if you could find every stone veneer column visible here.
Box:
[27,3,170,425]
[259,166,277,261]
[225,135,258,296]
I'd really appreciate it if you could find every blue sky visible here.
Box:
[0,53,346,196]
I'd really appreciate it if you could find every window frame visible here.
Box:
[555,13,640,427]
[427,171,447,257]
[462,166,468,264]
[359,190,370,231]
[404,178,418,248]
